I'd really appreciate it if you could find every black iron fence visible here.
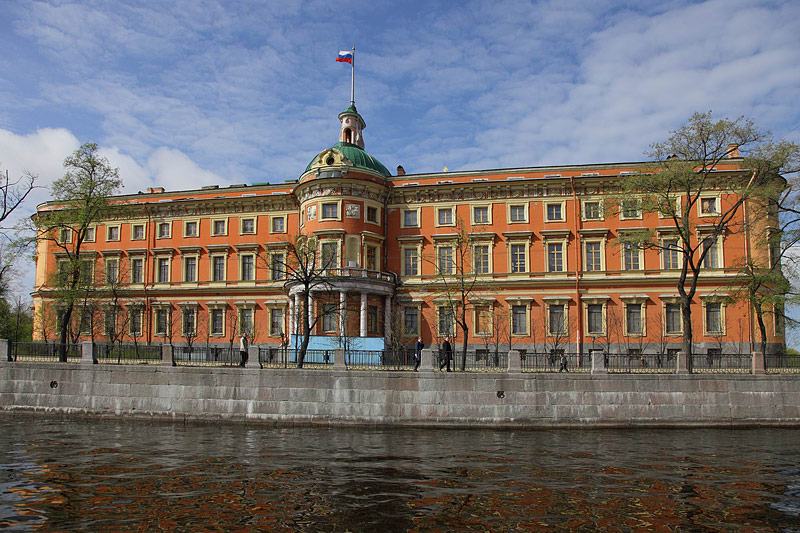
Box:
[173,345,241,367]
[259,348,334,369]
[690,352,751,374]
[8,341,81,362]
[436,349,509,372]
[520,353,590,373]
[606,352,675,374]
[766,354,800,374]
[93,342,161,364]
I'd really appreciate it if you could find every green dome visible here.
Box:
[305,142,391,177]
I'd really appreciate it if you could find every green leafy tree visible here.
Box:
[619,112,791,364]
[29,143,122,361]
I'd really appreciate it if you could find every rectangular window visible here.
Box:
[548,305,566,335]
[241,218,255,234]
[473,206,489,224]
[211,309,224,336]
[511,244,526,273]
[321,242,338,270]
[547,243,563,272]
[104,310,116,337]
[321,203,338,219]
[107,225,120,241]
[404,307,418,335]
[322,303,337,333]
[511,305,527,335]
[130,308,142,336]
[438,306,454,337]
[157,257,169,283]
[270,308,285,336]
[131,258,143,284]
[701,197,718,215]
[706,303,722,334]
[368,305,379,334]
[157,222,170,238]
[437,208,453,226]
[241,255,254,281]
[626,304,642,335]
[586,304,603,335]
[702,237,720,268]
[58,228,72,243]
[585,242,602,271]
[132,224,145,240]
[105,259,119,284]
[403,210,418,227]
[79,260,93,285]
[184,221,198,237]
[475,305,491,335]
[155,309,168,336]
[624,243,640,271]
[85,227,95,242]
[403,248,418,276]
[212,220,226,236]
[509,205,526,222]
[546,203,562,221]
[366,206,378,223]
[271,253,286,280]
[663,239,680,269]
[437,246,453,275]
[183,308,196,336]
[621,200,641,219]
[583,201,601,220]
[665,303,681,334]
[473,245,489,274]
[366,246,377,271]
[184,256,197,282]
[271,217,285,233]
[212,256,225,281]
[239,309,253,335]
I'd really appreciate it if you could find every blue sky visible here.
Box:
[1,0,800,299]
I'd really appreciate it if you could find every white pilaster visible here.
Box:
[360,292,368,337]
[339,290,347,336]
[288,298,295,336]
[308,292,314,331]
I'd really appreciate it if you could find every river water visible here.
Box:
[1,415,798,531]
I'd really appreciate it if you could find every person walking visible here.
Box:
[413,336,423,371]
[239,333,249,367]
[558,353,568,373]
[439,338,452,372]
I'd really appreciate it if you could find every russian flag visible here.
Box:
[336,50,353,63]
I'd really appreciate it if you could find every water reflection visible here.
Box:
[1,415,798,530]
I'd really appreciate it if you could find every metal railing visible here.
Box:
[436,350,509,372]
[606,353,675,374]
[8,341,81,362]
[322,268,396,283]
[690,353,751,374]
[93,342,161,365]
[520,353,590,373]
[173,345,241,367]
[346,349,415,370]
[766,354,800,374]
[258,348,333,369]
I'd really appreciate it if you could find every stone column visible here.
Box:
[161,344,174,366]
[288,297,295,337]
[676,351,690,374]
[294,293,301,335]
[752,351,766,375]
[421,348,435,370]
[0,339,9,362]
[246,345,259,369]
[81,340,94,365]
[507,349,522,373]
[360,292,368,337]
[590,349,606,374]
[384,295,392,347]
[339,290,347,336]
[333,347,346,370]
[307,292,314,331]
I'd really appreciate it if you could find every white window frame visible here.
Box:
[129,307,143,336]
[401,245,420,277]
[365,204,380,225]
[403,305,421,336]
[268,306,285,337]
[664,302,682,336]
[240,217,256,235]
[581,200,603,221]
[701,235,723,269]
[129,256,144,285]
[155,255,171,284]
[659,196,681,219]
[131,223,146,241]
[546,303,568,336]
[106,224,121,242]
[436,206,455,227]
[545,240,566,273]
[211,218,228,237]
[545,201,565,222]
[208,305,226,337]
[473,304,493,336]
[699,195,721,217]
[270,251,286,281]
[437,305,455,337]
[661,238,681,270]
[622,243,643,271]
[510,303,529,336]
[320,200,342,221]
[623,302,645,337]
[183,219,199,238]
[436,245,454,275]
[210,253,228,282]
[320,239,340,271]
[240,252,256,281]
[156,221,171,239]
[182,254,198,283]
[702,300,726,336]
[507,203,529,224]
[472,243,492,275]
[620,198,643,220]
[583,240,605,272]
[584,302,606,336]
[401,208,420,228]
[181,306,197,337]
[105,257,119,284]
[270,215,286,234]
[471,204,491,225]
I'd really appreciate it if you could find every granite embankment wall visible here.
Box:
[2,362,799,427]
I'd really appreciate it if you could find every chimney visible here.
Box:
[396,165,406,176]
[147,187,165,194]
[726,144,740,158]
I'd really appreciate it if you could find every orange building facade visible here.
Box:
[31,105,784,356]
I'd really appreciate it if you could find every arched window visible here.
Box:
[344,128,352,143]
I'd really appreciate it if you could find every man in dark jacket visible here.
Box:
[413,337,423,371]
[439,338,452,372]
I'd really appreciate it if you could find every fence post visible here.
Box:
[590,349,606,374]
[676,351,690,374]
[161,344,173,366]
[0,339,9,362]
[81,341,94,365]
[333,347,346,370]
[507,350,521,373]
[421,348,435,371]
[247,345,259,369]
[752,351,766,375]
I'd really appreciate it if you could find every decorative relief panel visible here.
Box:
[345,203,361,218]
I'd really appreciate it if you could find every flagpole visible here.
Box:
[350,45,355,106]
